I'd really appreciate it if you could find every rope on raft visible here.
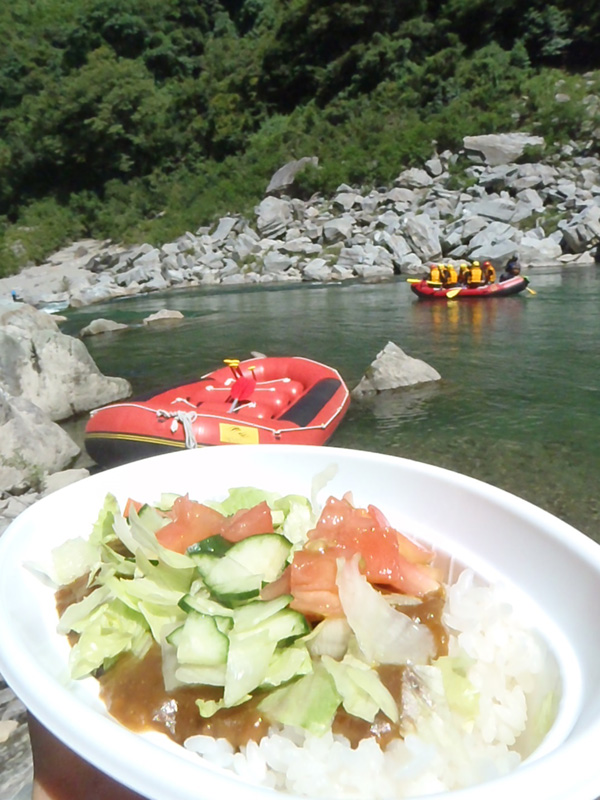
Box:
[156,409,199,449]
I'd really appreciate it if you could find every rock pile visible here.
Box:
[0,301,131,500]
[1,133,599,311]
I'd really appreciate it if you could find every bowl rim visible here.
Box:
[1,444,600,800]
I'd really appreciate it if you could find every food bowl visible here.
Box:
[0,445,599,800]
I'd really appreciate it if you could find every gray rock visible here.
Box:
[396,168,433,189]
[518,235,563,266]
[302,259,332,281]
[41,467,90,495]
[262,251,293,273]
[80,318,129,337]
[0,390,80,493]
[266,157,319,195]
[464,197,517,223]
[463,133,545,166]
[322,216,355,243]
[142,309,185,325]
[352,341,441,397]
[255,196,294,238]
[0,305,131,421]
[209,216,238,243]
[401,214,442,261]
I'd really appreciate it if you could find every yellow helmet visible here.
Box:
[473,260,480,267]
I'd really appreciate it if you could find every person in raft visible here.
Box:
[457,263,469,284]
[499,255,521,282]
[427,263,443,284]
[441,263,458,286]
[465,260,485,287]
[483,260,496,284]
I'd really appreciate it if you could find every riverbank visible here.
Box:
[1,133,599,312]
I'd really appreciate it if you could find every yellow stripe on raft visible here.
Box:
[85,432,187,448]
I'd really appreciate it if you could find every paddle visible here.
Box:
[446,287,462,298]
[406,278,443,286]
[224,358,242,378]
[228,374,255,413]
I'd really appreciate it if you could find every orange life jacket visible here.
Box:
[443,265,458,285]
[429,266,442,283]
[484,264,496,283]
[467,266,483,285]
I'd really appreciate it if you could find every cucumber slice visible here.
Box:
[191,534,291,604]
[175,663,226,686]
[232,594,293,632]
[187,535,232,557]
[170,611,229,666]
[178,593,234,618]
[226,534,292,582]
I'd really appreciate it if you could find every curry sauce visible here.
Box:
[57,579,448,752]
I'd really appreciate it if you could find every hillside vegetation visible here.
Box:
[2,0,600,275]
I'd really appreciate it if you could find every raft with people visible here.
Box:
[84,355,351,468]
[408,258,533,300]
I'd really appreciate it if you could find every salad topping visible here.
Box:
[51,486,448,750]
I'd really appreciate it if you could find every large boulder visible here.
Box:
[463,133,545,166]
[0,304,131,421]
[352,341,441,397]
[266,157,319,196]
[0,389,80,493]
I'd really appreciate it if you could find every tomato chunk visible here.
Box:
[156,495,226,554]
[155,497,274,553]
[307,496,440,596]
[221,501,274,542]
[123,498,143,518]
[289,550,343,619]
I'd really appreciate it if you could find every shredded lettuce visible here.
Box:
[322,653,399,723]
[336,554,435,666]
[257,663,341,736]
[435,655,479,719]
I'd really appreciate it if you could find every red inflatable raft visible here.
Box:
[409,275,530,299]
[85,356,350,467]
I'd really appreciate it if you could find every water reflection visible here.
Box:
[353,381,443,425]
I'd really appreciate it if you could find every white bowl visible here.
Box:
[1,445,600,800]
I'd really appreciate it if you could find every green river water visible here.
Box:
[60,264,599,543]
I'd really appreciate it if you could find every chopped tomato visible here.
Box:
[221,501,274,543]
[306,496,440,597]
[289,550,343,619]
[155,497,274,553]
[367,504,434,564]
[260,565,291,601]
[123,498,143,518]
[156,495,226,554]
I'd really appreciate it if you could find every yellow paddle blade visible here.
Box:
[446,288,462,298]
[406,278,421,283]
[526,287,537,295]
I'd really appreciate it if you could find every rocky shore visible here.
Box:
[1,132,599,311]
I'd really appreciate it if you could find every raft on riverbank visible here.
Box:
[84,356,350,467]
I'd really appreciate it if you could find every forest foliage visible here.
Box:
[1,0,600,274]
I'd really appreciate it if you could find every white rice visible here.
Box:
[184,570,556,798]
